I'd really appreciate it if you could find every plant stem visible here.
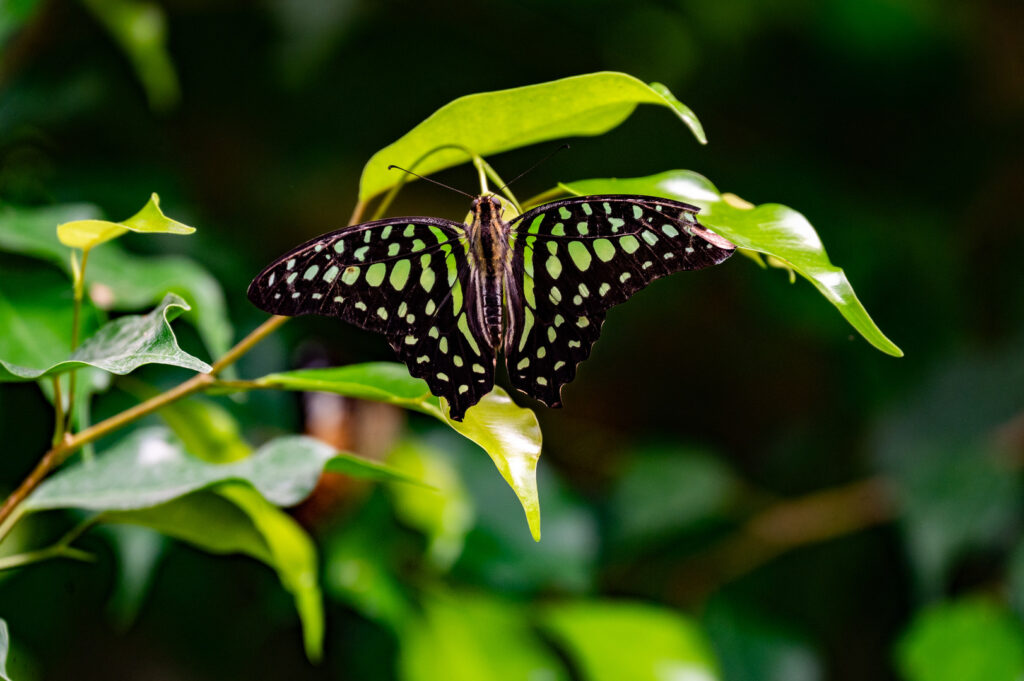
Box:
[51,376,65,445]
[66,248,90,432]
[0,315,289,541]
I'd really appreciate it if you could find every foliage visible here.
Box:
[0,8,1017,677]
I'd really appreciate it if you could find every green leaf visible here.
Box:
[259,362,544,540]
[539,601,720,681]
[0,293,211,381]
[326,453,434,488]
[897,598,1024,681]
[561,170,903,357]
[0,266,99,381]
[703,597,823,681]
[359,72,705,202]
[57,193,193,250]
[79,0,180,111]
[152,395,253,463]
[0,618,9,681]
[27,427,337,512]
[105,485,324,661]
[1010,540,1024,622]
[398,591,568,681]
[609,445,736,550]
[387,440,475,571]
[0,203,233,361]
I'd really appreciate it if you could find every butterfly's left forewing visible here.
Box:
[504,195,736,406]
[248,217,494,420]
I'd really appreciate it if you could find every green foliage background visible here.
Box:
[1,1,1022,680]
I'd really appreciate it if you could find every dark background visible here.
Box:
[1,0,1022,679]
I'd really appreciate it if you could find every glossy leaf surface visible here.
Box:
[561,171,903,356]
[359,72,705,202]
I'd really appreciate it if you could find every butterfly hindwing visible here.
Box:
[247,217,494,420]
[504,195,736,406]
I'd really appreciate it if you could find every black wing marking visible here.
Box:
[247,217,494,420]
[503,195,736,406]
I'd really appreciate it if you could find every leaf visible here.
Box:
[897,598,1024,681]
[326,453,434,488]
[359,72,705,202]
[0,266,99,381]
[103,525,168,628]
[609,445,737,550]
[561,170,904,357]
[0,202,233,361]
[1010,540,1024,623]
[152,395,253,463]
[387,440,475,571]
[539,601,721,681]
[398,590,568,681]
[259,362,545,540]
[79,0,180,111]
[105,485,324,661]
[0,293,211,381]
[0,618,9,681]
[57,193,193,250]
[703,597,823,681]
[27,427,337,511]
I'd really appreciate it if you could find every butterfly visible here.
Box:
[248,193,736,421]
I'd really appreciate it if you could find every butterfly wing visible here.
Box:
[248,217,494,420]
[503,195,736,407]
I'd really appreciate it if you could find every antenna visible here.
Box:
[387,165,475,199]
[499,143,570,192]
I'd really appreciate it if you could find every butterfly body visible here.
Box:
[249,193,736,420]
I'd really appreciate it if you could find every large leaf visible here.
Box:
[539,601,720,681]
[897,598,1024,681]
[105,485,324,661]
[359,72,705,202]
[26,427,399,511]
[258,362,544,540]
[56,193,193,250]
[0,202,232,360]
[0,293,210,381]
[398,591,568,681]
[561,170,903,357]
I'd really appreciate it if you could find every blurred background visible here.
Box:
[1,0,1022,679]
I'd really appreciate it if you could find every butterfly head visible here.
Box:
[472,194,504,222]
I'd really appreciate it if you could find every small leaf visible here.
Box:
[0,618,10,681]
[105,485,324,661]
[0,203,232,361]
[27,427,339,512]
[561,170,903,357]
[0,293,211,381]
[897,598,1024,681]
[259,362,544,540]
[539,601,721,681]
[359,72,705,202]
[398,590,568,681]
[57,193,193,250]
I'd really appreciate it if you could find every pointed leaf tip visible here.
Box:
[57,192,194,250]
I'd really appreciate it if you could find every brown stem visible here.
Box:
[0,315,289,538]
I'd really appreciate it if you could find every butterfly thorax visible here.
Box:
[466,195,510,351]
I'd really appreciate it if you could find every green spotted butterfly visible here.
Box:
[248,194,736,420]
